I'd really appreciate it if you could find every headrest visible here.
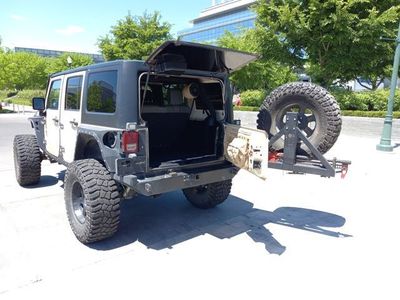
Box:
[170,89,183,105]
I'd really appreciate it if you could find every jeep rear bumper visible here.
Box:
[113,166,238,196]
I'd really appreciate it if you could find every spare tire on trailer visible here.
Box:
[257,82,342,155]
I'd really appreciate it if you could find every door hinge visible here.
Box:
[60,146,65,153]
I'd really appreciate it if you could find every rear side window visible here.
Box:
[87,71,117,113]
[46,80,61,109]
[65,76,83,110]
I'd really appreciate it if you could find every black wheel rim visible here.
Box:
[275,102,317,138]
[71,181,86,224]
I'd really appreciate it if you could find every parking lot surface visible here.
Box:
[1,112,399,299]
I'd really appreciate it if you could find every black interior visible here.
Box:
[140,75,222,168]
[142,113,218,168]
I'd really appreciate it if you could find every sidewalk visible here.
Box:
[1,102,35,114]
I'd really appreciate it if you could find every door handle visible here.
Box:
[69,120,78,127]
[52,117,59,124]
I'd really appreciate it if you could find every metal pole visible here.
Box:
[377,21,400,152]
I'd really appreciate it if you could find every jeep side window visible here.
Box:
[87,71,117,113]
[46,80,61,109]
[65,76,83,110]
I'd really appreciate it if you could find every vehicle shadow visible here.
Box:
[23,170,65,188]
[90,192,351,255]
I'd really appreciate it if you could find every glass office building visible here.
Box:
[14,47,104,63]
[178,0,256,44]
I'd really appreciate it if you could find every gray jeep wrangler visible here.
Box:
[13,41,344,244]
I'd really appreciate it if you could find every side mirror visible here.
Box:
[32,97,45,111]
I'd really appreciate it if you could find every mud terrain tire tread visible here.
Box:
[257,82,342,155]
[13,134,41,186]
[64,159,121,243]
[183,180,232,209]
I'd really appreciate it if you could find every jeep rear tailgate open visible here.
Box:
[145,40,258,73]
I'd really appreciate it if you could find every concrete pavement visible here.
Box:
[0,112,399,299]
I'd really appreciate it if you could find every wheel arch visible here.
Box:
[74,133,104,162]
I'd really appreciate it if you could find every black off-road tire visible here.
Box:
[182,180,232,209]
[13,134,41,186]
[64,159,121,243]
[257,82,342,155]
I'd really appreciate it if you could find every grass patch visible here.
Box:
[233,106,260,112]
[0,108,15,114]
[1,89,45,106]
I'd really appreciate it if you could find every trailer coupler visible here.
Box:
[267,112,351,178]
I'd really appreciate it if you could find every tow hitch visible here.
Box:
[267,112,351,178]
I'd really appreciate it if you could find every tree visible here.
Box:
[47,53,93,74]
[98,11,172,61]
[0,51,93,90]
[217,29,296,92]
[256,0,400,88]
[0,52,48,90]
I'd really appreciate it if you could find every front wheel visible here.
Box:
[182,180,232,209]
[64,159,121,243]
[13,135,42,186]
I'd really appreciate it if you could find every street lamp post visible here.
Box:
[67,56,73,69]
[377,21,400,152]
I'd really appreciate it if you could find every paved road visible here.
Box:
[0,112,399,299]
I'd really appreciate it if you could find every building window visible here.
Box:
[46,79,61,109]
[87,71,117,113]
[65,76,83,110]
[178,7,256,44]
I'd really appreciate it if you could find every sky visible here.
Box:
[0,0,211,54]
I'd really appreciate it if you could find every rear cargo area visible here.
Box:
[139,74,225,168]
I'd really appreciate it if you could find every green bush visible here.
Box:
[332,89,400,111]
[0,90,8,100]
[233,106,400,118]
[238,88,400,112]
[240,89,266,107]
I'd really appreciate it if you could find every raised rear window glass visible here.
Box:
[87,71,117,113]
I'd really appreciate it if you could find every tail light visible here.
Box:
[121,131,139,154]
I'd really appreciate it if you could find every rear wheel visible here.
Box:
[182,180,232,209]
[257,82,342,155]
[64,159,121,243]
[13,135,41,186]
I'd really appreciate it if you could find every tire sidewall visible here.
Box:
[64,159,121,243]
[268,94,328,151]
[64,165,87,240]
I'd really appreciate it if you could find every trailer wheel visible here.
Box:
[13,135,42,186]
[64,159,121,243]
[182,180,232,209]
[257,82,342,155]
